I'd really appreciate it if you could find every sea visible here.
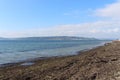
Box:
[0,40,110,65]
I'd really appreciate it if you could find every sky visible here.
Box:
[0,0,120,39]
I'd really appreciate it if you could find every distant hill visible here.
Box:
[0,38,8,40]
[0,36,99,41]
[15,36,99,40]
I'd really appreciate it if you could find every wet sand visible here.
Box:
[0,41,120,80]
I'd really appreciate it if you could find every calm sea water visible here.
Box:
[0,40,109,65]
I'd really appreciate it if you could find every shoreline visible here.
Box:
[0,42,105,68]
[0,43,103,67]
[1,41,119,80]
[0,50,85,68]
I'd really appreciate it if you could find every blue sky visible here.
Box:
[0,0,120,39]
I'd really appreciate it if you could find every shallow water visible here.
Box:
[0,40,110,65]
[21,62,34,66]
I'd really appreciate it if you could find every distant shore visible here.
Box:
[0,41,120,80]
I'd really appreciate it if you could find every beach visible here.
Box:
[0,41,120,80]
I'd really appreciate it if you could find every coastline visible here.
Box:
[1,41,120,80]
[0,46,100,68]
[0,43,103,68]
[0,39,108,66]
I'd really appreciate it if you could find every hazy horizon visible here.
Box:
[0,0,120,39]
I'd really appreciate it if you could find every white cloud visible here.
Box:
[95,0,120,20]
[63,10,82,18]
[0,21,120,39]
[63,9,92,18]
[90,28,119,33]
